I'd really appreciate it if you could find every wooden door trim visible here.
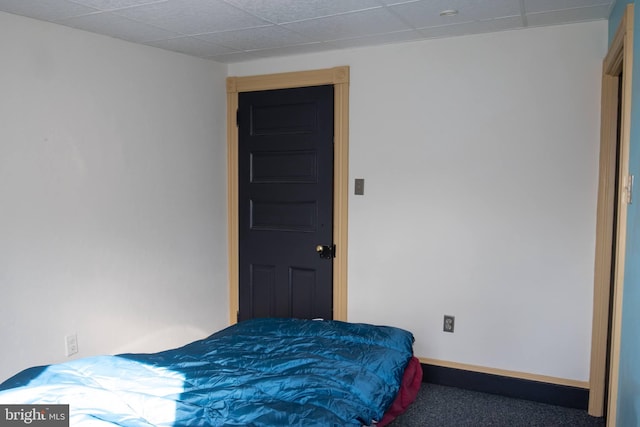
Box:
[588,4,633,422]
[226,66,350,324]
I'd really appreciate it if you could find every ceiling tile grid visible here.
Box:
[58,11,181,43]
[0,0,98,21]
[526,4,613,27]
[221,0,384,24]
[110,0,271,35]
[195,25,313,51]
[281,7,409,41]
[0,0,615,63]
[145,34,235,57]
[387,0,523,29]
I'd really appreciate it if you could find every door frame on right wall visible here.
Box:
[588,4,633,423]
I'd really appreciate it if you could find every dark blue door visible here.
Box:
[238,85,334,321]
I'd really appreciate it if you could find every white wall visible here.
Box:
[230,21,607,382]
[0,12,229,381]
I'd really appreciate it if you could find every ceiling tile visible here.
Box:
[376,0,422,4]
[196,26,312,51]
[389,0,521,28]
[329,29,424,49]
[113,0,269,35]
[145,35,237,57]
[523,0,612,14]
[68,0,167,11]
[209,50,268,63]
[0,0,98,21]
[526,4,611,27]
[247,41,340,58]
[58,11,180,42]
[418,16,523,39]
[222,0,382,24]
[282,7,409,41]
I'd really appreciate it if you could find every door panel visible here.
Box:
[290,267,318,319]
[249,264,276,318]
[251,151,318,183]
[238,85,334,321]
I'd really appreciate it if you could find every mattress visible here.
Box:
[0,318,420,426]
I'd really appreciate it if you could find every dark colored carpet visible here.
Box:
[389,383,606,427]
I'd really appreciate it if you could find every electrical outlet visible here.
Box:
[65,333,78,357]
[443,315,455,333]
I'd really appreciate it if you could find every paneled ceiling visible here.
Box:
[0,0,615,63]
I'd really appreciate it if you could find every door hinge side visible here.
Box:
[236,310,240,323]
[236,109,240,128]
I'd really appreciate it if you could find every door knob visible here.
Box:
[315,244,335,259]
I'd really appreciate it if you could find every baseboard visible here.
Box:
[420,360,589,410]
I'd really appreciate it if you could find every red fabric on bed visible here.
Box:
[377,356,423,426]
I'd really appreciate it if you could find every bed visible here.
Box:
[0,318,422,426]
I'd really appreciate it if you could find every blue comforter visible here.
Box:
[0,318,414,426]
